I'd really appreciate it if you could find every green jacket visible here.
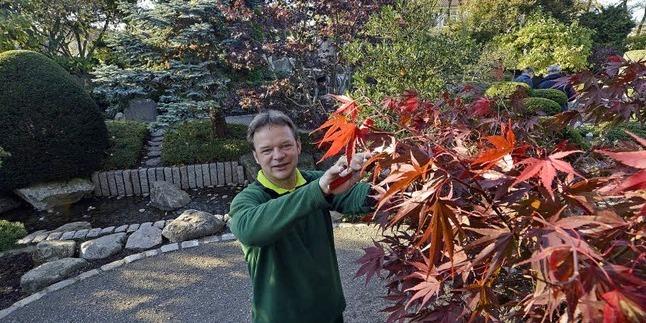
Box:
[229,170,372,323]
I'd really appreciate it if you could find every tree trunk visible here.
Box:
[446,0,453,25]
[209,106,228,139]
[637,6,646,35]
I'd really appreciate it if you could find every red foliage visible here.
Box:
[314,88,646,322]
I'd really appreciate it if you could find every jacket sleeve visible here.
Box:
[331,182,374,215]
[229,179,332,247]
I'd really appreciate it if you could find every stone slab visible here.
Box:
[98,172,110,197]
[217,162,225,186]
[123,170,133,196]
[180,166,189,189]
[155,167,164,182]
[195,164,204,188]
[114,171,125,196]
[107,171,118,196]
[73,229,89,239]
[139,169,149,194]
[131,170,141,196]
[172,167,181,187]
[127,224,140,232]
[91,172,101,196]
[187,165,197,188]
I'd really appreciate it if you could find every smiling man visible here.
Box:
[229,110,374,323]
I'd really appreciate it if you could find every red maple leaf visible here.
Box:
[328,94,359,120]
[471,97,493,117]
[510,150,583,199]
[472,124,516,170]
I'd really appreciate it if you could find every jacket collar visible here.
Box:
[256,168,307,195]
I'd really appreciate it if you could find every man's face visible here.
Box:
[252,125,301,184]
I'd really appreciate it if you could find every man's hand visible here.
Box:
[319,152,372,196]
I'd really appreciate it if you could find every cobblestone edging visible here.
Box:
[0,223,371,320]
[91,161,246,197]
[16,219,175,245]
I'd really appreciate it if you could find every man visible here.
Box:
[229,110,374,323]
[536,64,576,101]
[513,67,535,88]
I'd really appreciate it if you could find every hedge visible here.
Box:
[484,81,530,99]
[102,120,149,170]
[530,89,568,107]
[523,97,562,116]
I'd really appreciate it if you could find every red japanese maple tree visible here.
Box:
[314,58,645,322]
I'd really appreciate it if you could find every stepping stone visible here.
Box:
[32,232,49,244]
[100,226,115,235]
[126,226,162,250]
[140,222,153,230]
[147,150,161,158]
[80,233,127,260]
[46,232,62,241]
[86,228,102,238]
[114,225,128,233]
[127,224,140,232]
[73,229,89,239]
[60,231,75,240]
[144,158,161,167]
[153,220,165,229]
[151,129,165,137]
[150,136,164,143]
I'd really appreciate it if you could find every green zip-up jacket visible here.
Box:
[229,170,372,323]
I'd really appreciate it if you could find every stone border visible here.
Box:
[0,223,371,320]
[92,161,246,197]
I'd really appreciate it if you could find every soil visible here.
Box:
[1,185,242,233]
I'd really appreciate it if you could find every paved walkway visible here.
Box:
[4,226,389,323]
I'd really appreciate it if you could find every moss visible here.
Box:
[530,89,568,106]
[102,121,149,170]
[484,81,530,99]
[523,97,562,116]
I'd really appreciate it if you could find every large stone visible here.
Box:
[20,258,89,293]
[79,233,126,260]
[162,209,225,242]
[0,194,21,214]
[14,178,94,211]
[50,221,91,233]
[124,98,157,122]
[150,181,191,211]
[125,226,162,250]
[32,240,76,264]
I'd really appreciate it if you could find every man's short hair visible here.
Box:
[247,110,299,148]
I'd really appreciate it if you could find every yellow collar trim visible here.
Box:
[257,168,307,194]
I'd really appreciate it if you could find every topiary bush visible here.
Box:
[102,121,149,170]
[530,88,568,106]
[0,220,27,252]
[0,50,109,192]
[522,97,562,115]
[484,81,530,99]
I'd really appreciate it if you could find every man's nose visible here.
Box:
[272,147,285,160]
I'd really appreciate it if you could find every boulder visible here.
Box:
[150,181,191,211]
[162,209,225,242]
[270,57,294,75]
[50,221,92,233]
[124,98,157,122]
[125,226,162,250]
[14,178,94,211]
[79,233,126,260]
[32,240,76,264]
[20,257,89,293]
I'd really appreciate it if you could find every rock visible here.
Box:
[0,194,21,214]
[151,128,165,137]
[270,56,294,75]
[32,240,76,264]
[124,98,157,122]
[14,178,94,211]
[50,221,92,233]
[114,112,125,120]
[150,181,191,211]
[20,258,89,293]
[79,233,126,260]
[147,150,161,158]
[126,226,162,250]
[162,209,225,242]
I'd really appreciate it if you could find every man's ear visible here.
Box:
[296,139,302,155]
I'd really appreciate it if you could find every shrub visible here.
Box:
[484,81,530,98]
[626,34,646,51]
[0,220,27,252]
[102,121,149,170]
[0,50,109,192]
[522,97,562,115]
[530,88,568,106]
[161,121,249,165]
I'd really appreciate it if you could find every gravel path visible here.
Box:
[4,226,389,323]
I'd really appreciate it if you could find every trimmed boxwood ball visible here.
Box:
[530,89,568,107]
[523,97,562,116]
[484,81,530,99]
[0,50,109,192]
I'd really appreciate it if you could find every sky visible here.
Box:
[599,0,644,21]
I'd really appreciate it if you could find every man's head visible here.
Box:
[247,110,301,186]
[523,67,534,78]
